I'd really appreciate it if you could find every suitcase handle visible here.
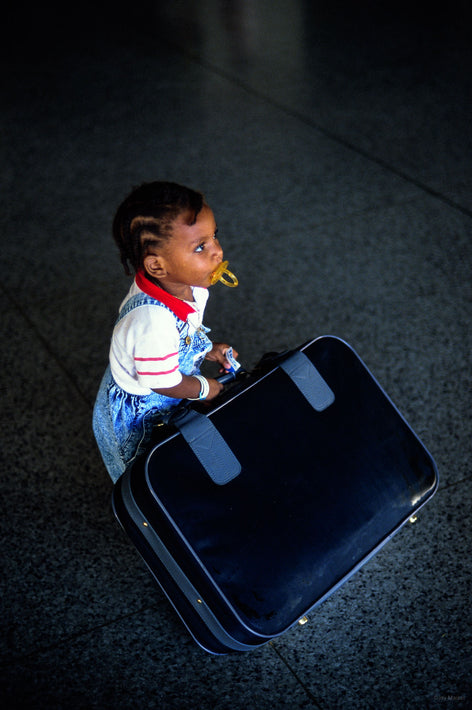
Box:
[216,370,241,385]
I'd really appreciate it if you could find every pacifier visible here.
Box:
[210,260,239,287]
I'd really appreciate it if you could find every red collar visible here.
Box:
[135,271,196,321]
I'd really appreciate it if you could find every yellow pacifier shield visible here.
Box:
[210,260,238,287]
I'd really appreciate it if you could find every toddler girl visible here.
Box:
[93,181,238,483]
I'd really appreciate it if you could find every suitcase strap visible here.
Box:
[174,351,334,485]
[280,350,335,412]
[176,410,242,485]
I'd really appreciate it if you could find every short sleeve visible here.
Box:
[111,304,183,392]
[133,306,183,389]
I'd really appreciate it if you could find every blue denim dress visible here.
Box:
[92,292,212,483]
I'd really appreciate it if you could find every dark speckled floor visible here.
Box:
[1,2,471,708]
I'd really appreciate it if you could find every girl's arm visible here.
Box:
[151,344,238,401]
[152,373,223,401]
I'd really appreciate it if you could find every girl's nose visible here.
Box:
[213,240,223,260]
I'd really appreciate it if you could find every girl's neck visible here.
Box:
[143,272,194,302]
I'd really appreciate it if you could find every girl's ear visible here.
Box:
[143,253,167,279]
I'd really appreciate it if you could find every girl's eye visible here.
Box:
[195,242,205,253]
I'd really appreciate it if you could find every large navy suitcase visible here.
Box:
[112,335,438,654]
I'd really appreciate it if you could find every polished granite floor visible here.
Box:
[1,2,471,708]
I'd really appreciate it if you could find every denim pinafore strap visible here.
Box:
[92,292,212,483]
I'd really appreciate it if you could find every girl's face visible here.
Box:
[147,205,224,298]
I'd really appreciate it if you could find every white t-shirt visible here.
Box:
[109,280,209,395]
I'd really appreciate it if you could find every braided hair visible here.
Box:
[112,181,205,275]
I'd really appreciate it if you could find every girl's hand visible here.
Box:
[205,343,239,372]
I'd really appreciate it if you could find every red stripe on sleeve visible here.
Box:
[135,351,178,362]
[136,364,180,377]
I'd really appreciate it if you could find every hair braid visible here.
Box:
[112,181,205,275]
